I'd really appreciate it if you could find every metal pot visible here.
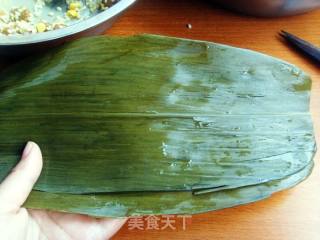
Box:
[215,0,320,17]
[0,0,136,57]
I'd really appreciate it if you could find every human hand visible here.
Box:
[0,142,126,240]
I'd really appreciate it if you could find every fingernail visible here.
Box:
[22,142,34,160]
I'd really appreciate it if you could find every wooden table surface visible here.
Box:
[108,1,320,240]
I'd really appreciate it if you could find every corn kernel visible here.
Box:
[0,10,6,17]
[69,2,81,10]
[36,22,46,33]
[67,9,79,19]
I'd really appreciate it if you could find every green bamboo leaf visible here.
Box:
[0,34,316,216]
[24,162,314,217]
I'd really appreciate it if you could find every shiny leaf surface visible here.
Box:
[0,35,315,216]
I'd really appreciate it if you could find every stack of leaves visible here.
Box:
[0,35,316,217]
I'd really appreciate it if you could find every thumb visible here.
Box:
[0,141,43,212]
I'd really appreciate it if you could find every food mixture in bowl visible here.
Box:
[0,0,119,36]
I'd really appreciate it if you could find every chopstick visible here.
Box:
[280,30,320,63]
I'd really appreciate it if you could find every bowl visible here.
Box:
[0,0,136,56]
[215,0,320,17]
